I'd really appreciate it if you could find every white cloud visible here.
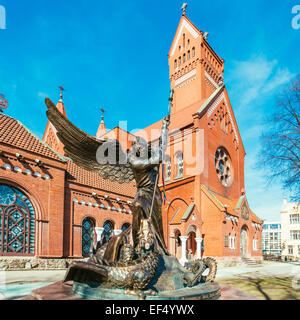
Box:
[37,92,48,99]
[227,55,295,108]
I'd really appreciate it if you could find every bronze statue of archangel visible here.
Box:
[45,97,218,294]
[45,97,169,257]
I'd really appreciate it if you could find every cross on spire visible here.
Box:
[58,85,65,101]
[100,107,105,121]
[181,3,188,16]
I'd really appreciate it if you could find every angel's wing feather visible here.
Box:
[45,98,134,183]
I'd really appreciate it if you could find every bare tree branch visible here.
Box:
[258,74,300,202]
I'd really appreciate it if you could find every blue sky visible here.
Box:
[0,0,299,221]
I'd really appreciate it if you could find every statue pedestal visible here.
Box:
[71,255,221,300]
[72,281,220,300]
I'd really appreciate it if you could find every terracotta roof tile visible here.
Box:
[66,161,136,198]
[0,114,65,162]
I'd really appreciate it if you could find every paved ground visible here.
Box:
[0,262,299,300]
[216,262,300,300]
[0,270,66,285]
[216,261,300,280]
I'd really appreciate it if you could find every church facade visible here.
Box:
[0,9,262,265]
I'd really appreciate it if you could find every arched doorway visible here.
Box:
[0,184,36,255]
[82,217,95,257]
[240,227,248,258]
[187,231,196,256]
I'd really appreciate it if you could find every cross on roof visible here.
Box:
[58,85,65,100]
[181,3,188,16]
[100,107,105,120]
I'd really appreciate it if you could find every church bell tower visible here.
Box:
[168,3,225,114]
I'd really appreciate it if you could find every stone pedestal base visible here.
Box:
[72,281,220,300]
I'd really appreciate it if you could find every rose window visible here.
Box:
[215,148,233,187]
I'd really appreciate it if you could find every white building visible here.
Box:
[262,221,282,257]
[281,199,300,261]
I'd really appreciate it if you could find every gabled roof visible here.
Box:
[201,184,262,223]
[135,84,228,143]
[97,126,136,151]
[169,15,202,58]
[198,84,225,115]
[169,203,195,225]
[0,113,66,162]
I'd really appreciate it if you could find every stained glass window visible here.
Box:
[82,217,95,256]
[0,184,35,255]
[101,220,114,244]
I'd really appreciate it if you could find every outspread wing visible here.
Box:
[45,98,134,183]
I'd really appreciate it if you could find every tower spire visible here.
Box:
[42,86,67,155]
[96,107,107,138]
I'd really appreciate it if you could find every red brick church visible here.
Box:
[0,7,262,265]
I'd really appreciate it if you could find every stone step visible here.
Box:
[241,258,263,267]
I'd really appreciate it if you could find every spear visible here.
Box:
[149,89,173,219]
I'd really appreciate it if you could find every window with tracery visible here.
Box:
[82,217,95,256]
[0,184,35,255]
[175,152,184,179]
[101,220,114,244]
[215,147,233,187]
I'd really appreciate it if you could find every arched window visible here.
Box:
[179,56,181,65]
[121,223,130,232]
[183,53,186,62]
[175,152,184,179]
[164,156,171,181]
[101,220,114,244]
[183,33,186,48]
[174,59,177,68]
[0,184,36,255]
[192,47,195,57]
[187,50,190,60]
[82,217,95,256]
